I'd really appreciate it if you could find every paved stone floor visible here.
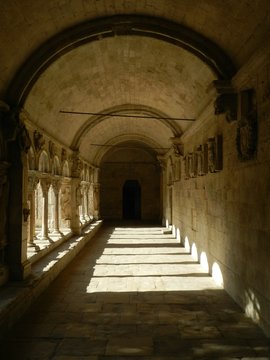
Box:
[1,224,270,359]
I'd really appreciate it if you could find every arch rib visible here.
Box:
[5,15,236,106]
[70,104,182,150]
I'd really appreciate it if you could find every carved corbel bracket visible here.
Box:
[170,137,184,157]
[211,80,238,122]
[0,105,31,154]
[33,130,45,152]
[157,155,166,171]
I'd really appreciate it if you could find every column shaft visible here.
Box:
[39,178,51,241]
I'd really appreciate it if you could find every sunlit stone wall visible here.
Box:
[171,54,270,335]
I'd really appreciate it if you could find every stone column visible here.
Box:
[79,183,86,224]
[60,179,71,231]
[157,155,167,226]
[89,182,94,219]
[93,183,101,220]
[27,174,39,249]
[70,151,83,234]
[39,178,51,242]
[51,179,63,236]
[85,183,90,221]
[167,185,173,227]
[70,178,82,235]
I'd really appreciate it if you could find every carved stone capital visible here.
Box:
[39,178,51,195]
[81,182,89,193]
[28,174,39,193]
[51,179,61,194]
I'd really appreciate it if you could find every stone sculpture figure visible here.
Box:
[60,186,71,220]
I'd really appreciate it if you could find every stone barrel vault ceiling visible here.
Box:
[24,35,216,160]
[2,0,270,164]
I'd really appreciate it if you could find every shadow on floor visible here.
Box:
[1,224,270,359]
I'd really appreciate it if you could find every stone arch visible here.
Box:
[70,104,182,150]
[52,156,61,175]
[62,160,70,177]
[5,15,236,106]
[27,146,36,170]
[95,134,165,166]
[38,150,49,173]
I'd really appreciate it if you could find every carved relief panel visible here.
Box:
[184,135,222,179]
[236,89,257,161]
[184,153,195,179]
[207,135,223,173]
[60,184,71,220]
[195,145,208,176]
[173,158,181,182]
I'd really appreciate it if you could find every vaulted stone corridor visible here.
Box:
[2,224,269,359]
[1,1,270,357]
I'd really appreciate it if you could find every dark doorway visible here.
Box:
[122,180,141,220]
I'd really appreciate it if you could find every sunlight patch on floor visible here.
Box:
[86,226,222,293]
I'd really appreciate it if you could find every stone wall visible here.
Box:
[100,147,161,221]
[170,56,270,335]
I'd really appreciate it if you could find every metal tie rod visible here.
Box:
[59,110,195,121]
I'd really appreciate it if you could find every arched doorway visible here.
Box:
[122,180,141,220]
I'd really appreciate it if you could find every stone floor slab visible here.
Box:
[106,336,153,356]
[1,224,270,359]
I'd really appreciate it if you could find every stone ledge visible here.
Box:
[0,220,103,337]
